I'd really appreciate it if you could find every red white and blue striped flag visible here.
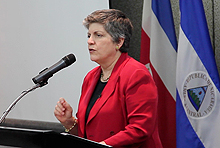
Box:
[176,0,220,147]
[140,0,177,147]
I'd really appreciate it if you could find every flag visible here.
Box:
[176,0,220,147]
[140,0,177,147]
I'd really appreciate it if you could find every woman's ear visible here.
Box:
[117,38,125,49]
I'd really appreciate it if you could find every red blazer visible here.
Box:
[76,53,162,148]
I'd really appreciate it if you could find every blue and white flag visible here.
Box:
[176,0,220,147]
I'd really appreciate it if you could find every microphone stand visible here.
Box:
[0,83,42,124]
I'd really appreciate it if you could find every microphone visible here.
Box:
[32,53,76,86]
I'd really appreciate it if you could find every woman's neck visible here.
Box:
[100,52,121,82]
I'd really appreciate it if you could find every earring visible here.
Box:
[116,46,119,50]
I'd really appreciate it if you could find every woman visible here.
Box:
[54,9,162,148]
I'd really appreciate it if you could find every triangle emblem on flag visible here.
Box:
[187,86,208,111]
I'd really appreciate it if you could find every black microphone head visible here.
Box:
[63,53,76,66]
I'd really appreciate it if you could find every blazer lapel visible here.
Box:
[78,68,101,135]
[86,53,130,124]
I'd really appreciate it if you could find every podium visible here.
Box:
[0,126,112,148]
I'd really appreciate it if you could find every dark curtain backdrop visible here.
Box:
[109,0,143,61]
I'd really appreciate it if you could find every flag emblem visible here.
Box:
[182,71,216,118]
[187,86,208,111]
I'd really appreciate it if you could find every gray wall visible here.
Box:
[0,0,108,123]
[110,0,220,75]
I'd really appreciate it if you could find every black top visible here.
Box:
[85,79,107,124]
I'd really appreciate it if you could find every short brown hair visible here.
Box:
[83,9,133,53]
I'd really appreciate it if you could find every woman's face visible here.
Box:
[87,23,119,65]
